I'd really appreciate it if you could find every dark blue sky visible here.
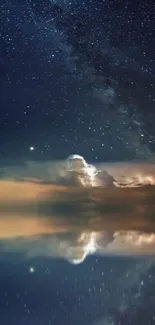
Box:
[0,0,155,163]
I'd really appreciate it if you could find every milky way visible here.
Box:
[1,0,155,162]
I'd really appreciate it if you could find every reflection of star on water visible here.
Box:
[29,266,35,273]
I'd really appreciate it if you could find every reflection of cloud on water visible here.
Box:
[0,232,98,265]
[0,155,155,263]
[1,156,155,325]
[1,230,155,265]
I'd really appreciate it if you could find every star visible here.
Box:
[29,146,35,151]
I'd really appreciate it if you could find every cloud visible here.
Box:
[1,157,155,263]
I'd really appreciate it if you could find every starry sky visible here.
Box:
[0,0,155,163]
[1,1,155,325]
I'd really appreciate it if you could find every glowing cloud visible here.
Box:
[0,155,155,263]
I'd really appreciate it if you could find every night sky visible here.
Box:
[0,0,155,324]
[1,0,155,162]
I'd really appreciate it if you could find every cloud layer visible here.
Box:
[1,157,155,263]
